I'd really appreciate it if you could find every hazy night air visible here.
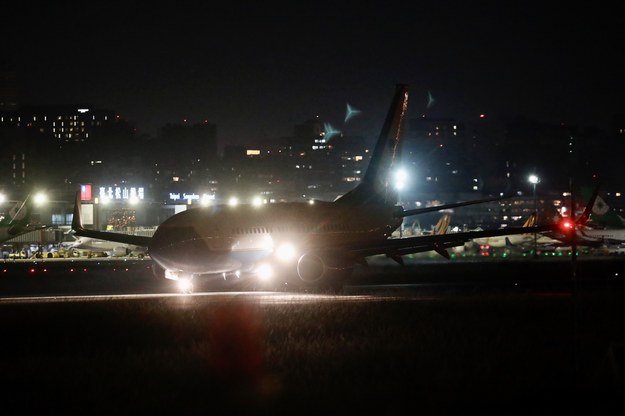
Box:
[5,2,623,147]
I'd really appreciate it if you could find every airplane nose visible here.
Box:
[150,227,239,274]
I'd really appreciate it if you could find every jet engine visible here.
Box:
[296,253,327,283]
[295,252,354,290]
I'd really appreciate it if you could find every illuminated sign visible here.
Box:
[81,204,94,225]
[98,186,145,201]
[168,192,215,203]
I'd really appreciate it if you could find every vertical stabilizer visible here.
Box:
[577,186,600,226]
[7,197,30,225]
[522,213,537,228]
[336,84,409,206]
[0,194,45,241]
[433,214,451,235]
[72,191,85,231]
[580,186,625,228]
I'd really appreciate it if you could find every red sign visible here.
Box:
[80,184,92,201]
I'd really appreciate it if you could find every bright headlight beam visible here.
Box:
[256,263,273,281]
[395,168,408,191]
[276,242,296,261]
[177,278,193,293]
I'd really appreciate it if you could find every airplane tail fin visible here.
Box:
[7,195,32,225]
[72,191,85,232]
[554,185,600,236]
[522,213,537,228]
[576,185,600,227]
[336,84,409,206]
[580,185,625,229]
[2,194,47,237]
[432,214,450,235]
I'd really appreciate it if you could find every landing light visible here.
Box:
[394,168,408,191]
[256,263,273,281]
[164,269,180,280]
[276,243,296,261]
[177,278,193,293]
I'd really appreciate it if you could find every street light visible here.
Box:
[33,192,48,206]
[528,174,540,258]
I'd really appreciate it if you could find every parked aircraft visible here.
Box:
[576,226,625,244]
[71,84,575,292]
[394,213,450,237]
[470,213,537,248]
[62,235,148,258]
[545,186,625,247]
[0,195,47,243]
[566,187,625,244]
[581,186,625,229]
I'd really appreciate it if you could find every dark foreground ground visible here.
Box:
[1,256,625,414]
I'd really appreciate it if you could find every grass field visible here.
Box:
[1,286,624,414]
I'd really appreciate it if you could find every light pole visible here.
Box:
[528,174,540,258]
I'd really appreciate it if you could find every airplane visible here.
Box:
[426,91,436,109]
[344,103,361,122]
[470,213,537,248]
[575,225,625,245]
[71,84,577,293]
[538,186,624,247]
[61,235,148,258]
[394,213,450,237]
[0,195,47,243]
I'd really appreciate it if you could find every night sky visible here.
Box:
[6,1,624,149]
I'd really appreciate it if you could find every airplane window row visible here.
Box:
[230,223,352,235]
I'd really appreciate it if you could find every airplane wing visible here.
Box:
[377,185,599,260]
[396,194,514,217]
[8,223,49,236]
[71,192,153,247]
[343,223,560,263]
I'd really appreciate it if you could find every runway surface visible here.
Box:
[1,256,625,413]
[2,254,625,298]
